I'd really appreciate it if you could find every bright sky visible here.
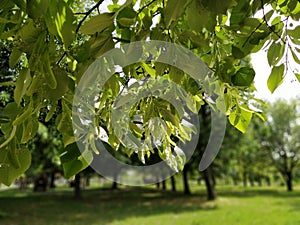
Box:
[252,51,300,103]
[251,6,300,103]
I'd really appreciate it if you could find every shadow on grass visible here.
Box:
[0,187,217,225]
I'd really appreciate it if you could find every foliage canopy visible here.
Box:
[1,0,300,185]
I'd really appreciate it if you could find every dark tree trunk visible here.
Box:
[202,168,216,201]
[49,172,56,189]
[112,173,118,190]
[266,176,271,186]
[162,180,166,190]
[74,173,81,199]
[249,177,254,187]
[112,181,118,190]
[233,178,239,186]
[257,176,262,187]
[86,176,90,187]
[243,171,247,187]
[156,181,160,189]
[286,171,293,192]
[170,176,176,192]
[211,171,216,187]
[183,166,191,195]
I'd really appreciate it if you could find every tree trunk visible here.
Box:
[49,172,56,189]
[233,178,239,186]
[249,177,254,187]
[286,171,293,192]
[74,173,81,199]
[156,181,160,189]
[211,171,216,187]
[162,180,166,190]
[202,168,216,201]
[170,176,176,192]
[86,176,90,187]
[112,173,118,190]
[183,166,191,195]
[266,176,271,186]
[257,176,262,187]
[243,171,247,187]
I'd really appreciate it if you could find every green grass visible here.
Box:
[0,184,300,225]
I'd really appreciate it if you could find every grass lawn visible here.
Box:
[0,183,299,225]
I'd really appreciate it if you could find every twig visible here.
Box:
[56,52,67,65]
[76,0,105,34]
[138,0,157,14]
[57,0,105,65]
[242,21,264,47]
[260,0,286,44]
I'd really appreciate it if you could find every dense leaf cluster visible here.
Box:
[0,0,300,185]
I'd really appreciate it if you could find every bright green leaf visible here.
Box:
[14,68,31,105]
[80,13,114,35]
[229,106,253,133]
[267,42,285,66]
[267,64,285,93]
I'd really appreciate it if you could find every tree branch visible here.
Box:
[57,0,105,65]
[242,21,264,47]
[76,0,105,34]
[138,0,157,14]
[260,0,286,44]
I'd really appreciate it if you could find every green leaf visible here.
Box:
[21,118,39,143]
[294,73,300,82]
[42,52,57,89]
[267,42,285,66]
[164,0,191,27]
[62,160,83,178]
[56,101,75,147]
[142,63,156,77]
[61,142,93,178]
[0,146,31,186]
[232,46,246,59]
[231,67,255,86]
[103,75,120,98]
[186,1,216,31]
[80,13,114,35]
[13,102,34,126]
[9,48,22,68]
[14,68,31,105]
[160,108,180,127]
[116,6,136,28]
[12,0,26,11]
[27,0,49,19]
[46,1,76,48]
[230,0,250,25]
[287,25,300,39]
[0,0,14,9]
[229,106,253,133]
[291,49,300,64]
[202,0,236,14]
[60,142,81,163]
[42,66,72,101]
[267,64,285,93]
